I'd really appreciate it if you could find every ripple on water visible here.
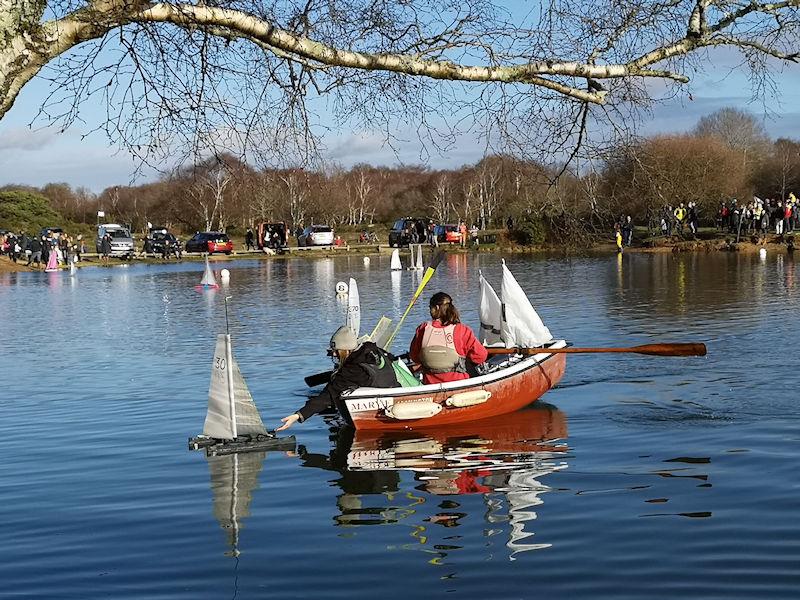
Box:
[1,254,799,599]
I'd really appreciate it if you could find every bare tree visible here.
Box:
[432,174,452,223]
[4,1,800,171]
[279,169,308,230]
[188,162,232,231]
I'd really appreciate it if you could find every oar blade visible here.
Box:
[304,370,332,387]
[634,343,707,357]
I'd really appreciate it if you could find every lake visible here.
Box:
[1,250,798,599]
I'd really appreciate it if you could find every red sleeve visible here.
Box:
[456,324,488,365]
[409,323,427,364]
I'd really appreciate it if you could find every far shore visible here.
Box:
[2,232,795,274]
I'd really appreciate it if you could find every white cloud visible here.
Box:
[0,126,60,152]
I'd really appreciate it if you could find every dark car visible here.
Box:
[185,232,233,254]
[388,218,429,247]
[38,227,64,239]
[257,222,289,250]
[146,228,182,257]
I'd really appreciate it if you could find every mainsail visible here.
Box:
[199,257,219,288]
[408,244,423,270]
[500,260,552,348]
[390,248,402,270]
[478,271,504,346]
[347,277,360,337]
[203,334,267,440]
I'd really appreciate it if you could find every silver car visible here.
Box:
[298,225,335,246]
[96,224,135,258]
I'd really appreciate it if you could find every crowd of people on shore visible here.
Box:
[715,196,797,240]
[618,194,798,248]
[0,229,85,268]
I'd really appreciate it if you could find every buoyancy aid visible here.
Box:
[674,207,686,221]
[419,322,468,374]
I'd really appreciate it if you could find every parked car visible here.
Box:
[297,225,334,247]
[95,224,135,258]
[388,217,429,247]
[257,222,289,250]
[184,232,233,254]
[146,228,182,258]
[434,224,462,244]
[38,227,64,239]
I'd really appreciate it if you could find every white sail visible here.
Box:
[371,316,393,349]
[203,334,267,440]
[347,277,360,337]
[478,271,504,346]
[407,244,423,270]
[200,257,218,287]
[390,248,402,270]
[500,260,552,348]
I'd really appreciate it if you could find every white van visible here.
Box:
[96,224,135,258]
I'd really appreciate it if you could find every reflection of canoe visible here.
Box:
[340,341,567,430]
[347,404,567,472]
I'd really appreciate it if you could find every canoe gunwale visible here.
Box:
[342,339,567,400]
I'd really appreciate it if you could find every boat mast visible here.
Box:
[224,296,238,439]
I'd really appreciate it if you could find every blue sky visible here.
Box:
[1,42,799,193]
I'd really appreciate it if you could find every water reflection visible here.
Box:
[298,404,568,560]
[205,451,269,557]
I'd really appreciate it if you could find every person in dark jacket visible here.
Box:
[27,236,42,267]
[278,326,400,430]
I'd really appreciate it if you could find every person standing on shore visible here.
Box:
[27,236,42,268]
[100,232,112,262]
[245,227,254,251]
[614,223,623,252]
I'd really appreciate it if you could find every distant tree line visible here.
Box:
[3,108,799,245]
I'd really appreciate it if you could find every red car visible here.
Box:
[435,224,462,244]
[185,232,233,254]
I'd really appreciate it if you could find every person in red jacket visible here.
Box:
[409,292,488,384]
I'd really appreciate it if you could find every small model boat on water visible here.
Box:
[341,261,566,430]
[190,325,294,455]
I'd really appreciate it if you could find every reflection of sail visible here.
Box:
[391,271,402,311]
[502,469,555,557]
[206,451,266,556]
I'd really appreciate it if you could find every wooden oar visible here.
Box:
[384,250,445,351]
[487,343,707,357]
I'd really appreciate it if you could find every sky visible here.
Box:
[1,33,800,193]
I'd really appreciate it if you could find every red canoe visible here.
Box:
[340,340,567,430]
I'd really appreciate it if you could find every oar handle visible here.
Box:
[487,343,707,357]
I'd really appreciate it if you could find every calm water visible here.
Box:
[1,251,799,599]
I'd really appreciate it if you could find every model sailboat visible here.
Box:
[190,300,295,456]
[407,244,424,271]
[390,248,402,270]
[197,256,219,289]
[346,277,360,337]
